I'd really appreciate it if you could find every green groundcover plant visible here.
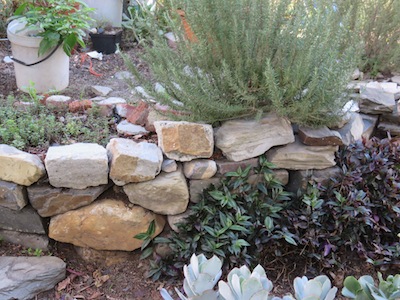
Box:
[126,0,361,127]
[0,93,112,151]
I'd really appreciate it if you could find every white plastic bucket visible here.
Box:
[7,19,69,93]
[83,0,123,27]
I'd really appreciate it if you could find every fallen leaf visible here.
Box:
[93,269,110,287]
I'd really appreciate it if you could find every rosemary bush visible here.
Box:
[359,0,400,75]
[127,0,361,127]
[0,0,14,37]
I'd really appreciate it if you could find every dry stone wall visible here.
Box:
[0,76,399,254]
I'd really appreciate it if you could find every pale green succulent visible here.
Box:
[342,273,400,300]
[160,253,222,300]
[293,275,337,300]
[218,265,273,300]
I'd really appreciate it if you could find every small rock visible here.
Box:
[183,159,217,179]
[116,120,149,136]
[391,75,400,85]
[124,167,189,215]
[266,138,338,170]
[154,82,166,94]
[91,85,113,96]
[45,143,109,189]
[215,113,295,161]
[168,208,192,232]
[115,71,133,80]
[298,126,343,146]
[189,178,222,203]
[0,256,66,300]
[96,97,127,107]
[90,96,107,102]
[352,68,361,80]
[126,101,149,125]
[27,181,112,217]
[215,158,259,176]
[107,138,163,185]
[134,86,152,99]
[0,205,47,234]
[377,121,400,136]
[68,100,92,113]
[155,121,214,162]
[45,95,72,109]
[360,81,398,114]
[115,103,138,118]
[161,159,178,173]
[337,113,364,145]
[0,180,28,211]
[0,145,45,186]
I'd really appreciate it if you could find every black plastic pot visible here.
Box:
[89,30,122,54]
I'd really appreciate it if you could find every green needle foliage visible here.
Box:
[127,0,361,127]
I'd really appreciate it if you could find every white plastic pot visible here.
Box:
[83,0,123,27]
[7,19,69,93]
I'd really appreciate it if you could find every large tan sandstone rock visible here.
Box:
[0,145,45,186]
[215,114,295,161]
[266,138,338,170]
[123,167,189,215]
[154,121,214,161]
[49,199,165,251]
[107,138,163,185]
[45,143,109,189]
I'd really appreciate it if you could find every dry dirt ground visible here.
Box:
[0,36,398,300]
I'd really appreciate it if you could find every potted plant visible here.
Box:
[89,21,122,54]
[7,0,93,93]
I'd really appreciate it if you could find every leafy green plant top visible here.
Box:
[11,0,93,56]
[136,156,296,280]
[127,0,361,127]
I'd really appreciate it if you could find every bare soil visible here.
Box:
[0,37,398,300]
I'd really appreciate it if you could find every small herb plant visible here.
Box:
[0,93,112,151]
[11,0,93,56]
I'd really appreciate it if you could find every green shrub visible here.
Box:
[359,0,400,75]
[127,0,361,127]
[290,137,400,266]
[138,157,296,280]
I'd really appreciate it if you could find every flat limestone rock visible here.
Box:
[0,180,28,210]
[123,167,189,215]
[266,138,338,170]
[0,145,45,186]
[107,138,163,185]
[377,121,400,136]
[0,205,46,234]
[0,256,66,300]
[337,113,365,146]
[116,120,149,136]
[298,126,343,146]
[27,181,112,217]
[154,121,214,161]
[360,81,397,114]
[91,85,112,96]
[45,143,109,189]
[215,114,295,162]
[49,198,165,251]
